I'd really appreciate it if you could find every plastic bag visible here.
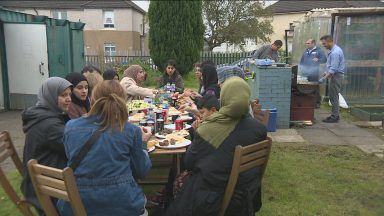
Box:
[328,93,349,109]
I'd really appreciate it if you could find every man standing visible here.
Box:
[320,35,345,123]
[299,39,327,107]
[253,40,283,62]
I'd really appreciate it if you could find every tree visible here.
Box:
[148,1,204,74]
[203,1,273,51]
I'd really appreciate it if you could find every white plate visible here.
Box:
[155,131,189,139]
[178,115,193,121]
[155,139,191,149]
[147,146,155,153]
[155,133,167,139]
[164,124,191,130]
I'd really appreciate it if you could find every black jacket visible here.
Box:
[166,116,267,216]
[21,106,69,210]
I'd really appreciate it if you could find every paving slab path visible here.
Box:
[0,111,25,173]
[1,109,383,174]
[297,109,384,158]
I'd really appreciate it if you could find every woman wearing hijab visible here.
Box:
[120,64,157,102]
[166,77,267,216]
[57,80,151,216]
[65,72,90,119]
[21,77,72,215]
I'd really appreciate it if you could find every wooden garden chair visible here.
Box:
[0,131,34,216]
[219,137,272,216]
[27,159,86,216]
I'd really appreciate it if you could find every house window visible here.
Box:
[52,10,67,20]
[103,11,115,28]
[104,43,116,56]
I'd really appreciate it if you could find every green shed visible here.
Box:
[0,7,85,110]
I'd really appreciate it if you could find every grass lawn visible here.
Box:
[1,143,383,216]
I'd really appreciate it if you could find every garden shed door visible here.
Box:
[4,23,49,109]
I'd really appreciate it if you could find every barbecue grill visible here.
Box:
[290,65,319,122]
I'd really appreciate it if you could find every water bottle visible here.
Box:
[165,83,170,91]
[318,76,326,84]
[171,84,176,92]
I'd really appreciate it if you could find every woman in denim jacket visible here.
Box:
[57,80,152,216]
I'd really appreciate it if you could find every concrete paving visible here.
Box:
[0,111,25,173]
[0,108,382,174]
[268,129,306,143]
[297,109,384,157]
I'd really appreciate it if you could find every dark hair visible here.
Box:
[320,35,333,41]
[201,64,218,89]
[194,62,201,68]
[65,72,90,111]
[163,59,179,79]
[273,40,283,47]
[200,60,216,68]
[197,95,220,111]
[81,65,101,74]
[166,59,177,69]
[103,68,119,80]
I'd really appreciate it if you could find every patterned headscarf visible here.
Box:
[124,65,143,84]
[217,66,245,84]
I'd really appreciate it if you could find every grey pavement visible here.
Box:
[297,109,384,158]
[1,108,383,174]
[0,111,25,173]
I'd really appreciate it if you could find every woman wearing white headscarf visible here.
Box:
[21,77,72,215]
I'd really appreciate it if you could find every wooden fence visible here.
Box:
[85,51,253,70]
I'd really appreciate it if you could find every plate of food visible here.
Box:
[178,115,193,121]
[164,124,191,130]
[128,112,145,122]
[155,129,189,139]
[147,140,158,153]
[127,100,152,111]
[147,146,155,153]
[167,107,181,116]
[155,136,192,149]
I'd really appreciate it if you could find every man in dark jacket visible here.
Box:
[299,39,327,81]
[21,77,72,214]
[166,77,267,216]
[299,38,327,107]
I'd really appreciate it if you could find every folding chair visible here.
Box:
[27,159,86,216]
[219,137,272,216]
[0,131,34,216]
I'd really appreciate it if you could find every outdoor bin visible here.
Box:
[264,108,277,132]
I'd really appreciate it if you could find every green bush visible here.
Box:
[148,1,204,74]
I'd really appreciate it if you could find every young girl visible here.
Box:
[57,80,152,216]
[158,59,184,93]
[201,63,220,98]
[65,72,90,119]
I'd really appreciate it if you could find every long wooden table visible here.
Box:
[150,147,187,175]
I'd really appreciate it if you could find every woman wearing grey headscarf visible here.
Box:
[21,77,72,215]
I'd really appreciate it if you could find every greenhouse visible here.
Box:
[292,8,384,105]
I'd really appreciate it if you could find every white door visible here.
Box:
[4,23,49,108]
